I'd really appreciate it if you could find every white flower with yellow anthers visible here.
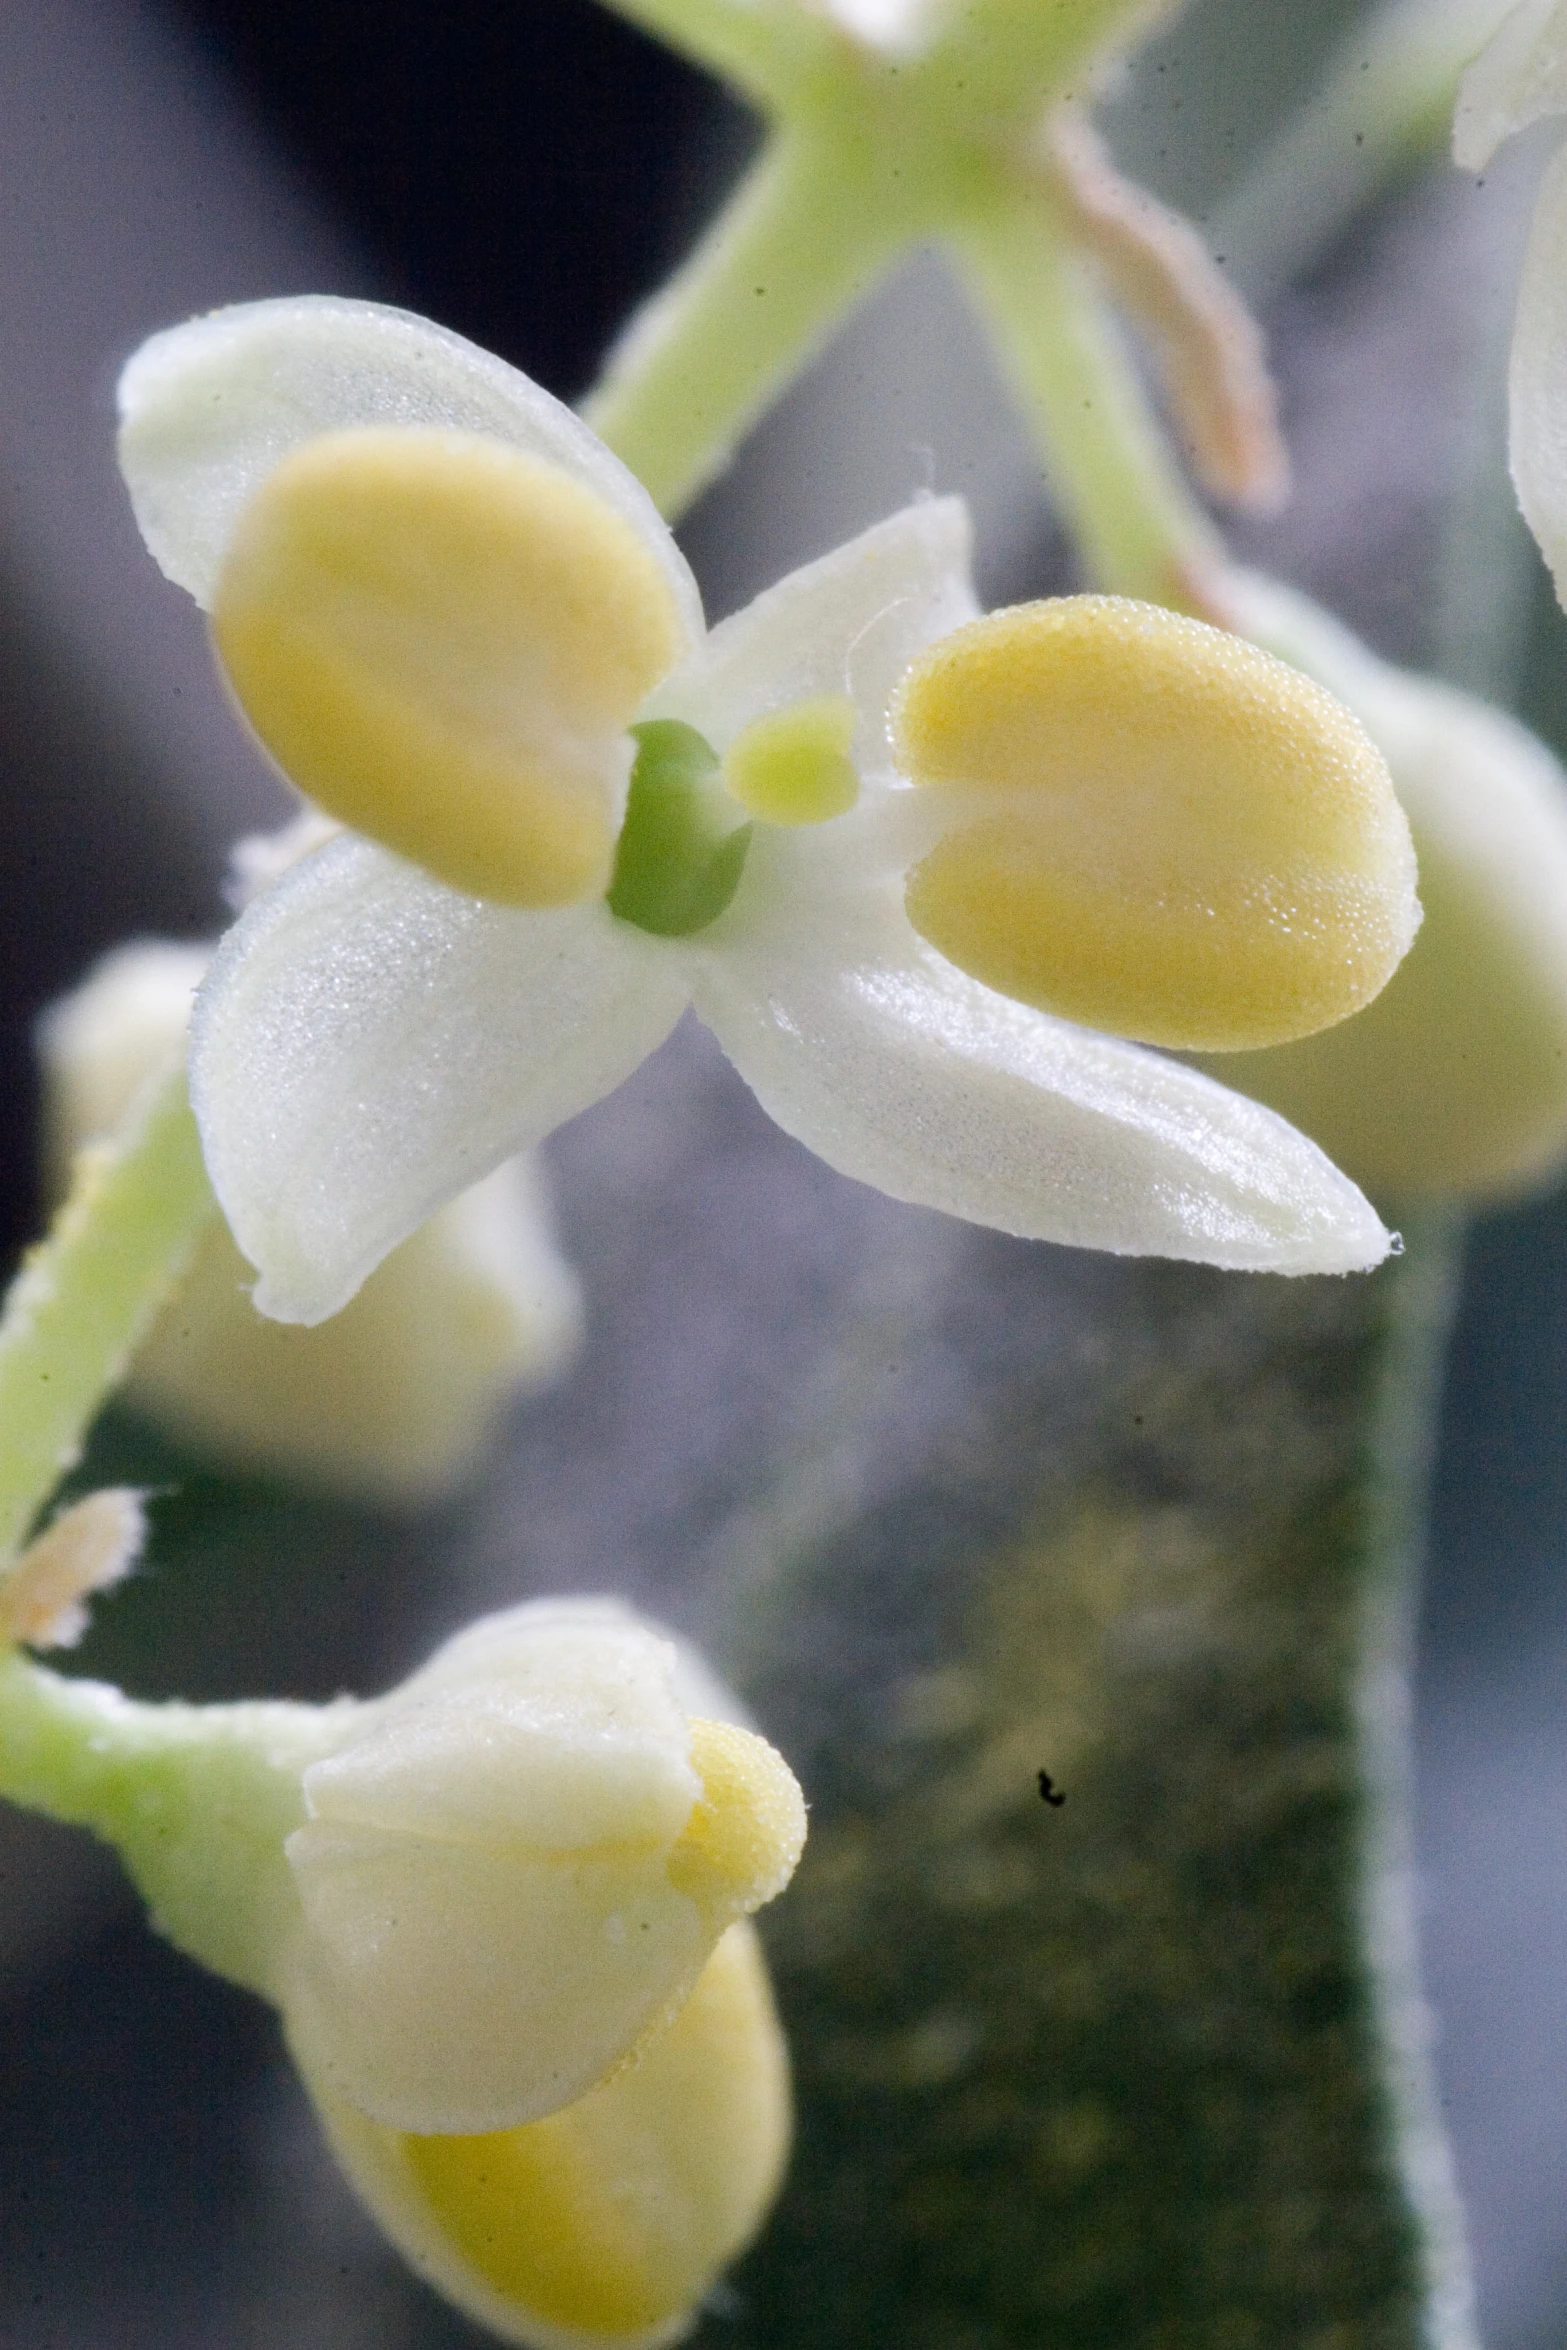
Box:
[38,934,581,1502]
[118,299,1420,1322]
[1455,0,1567,602]
[0,1591,805,2350]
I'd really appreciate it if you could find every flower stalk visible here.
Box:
[0,1060,214,1569]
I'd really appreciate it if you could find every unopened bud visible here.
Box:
[1203,572,1567,1199]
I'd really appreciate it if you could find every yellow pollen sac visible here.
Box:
[893,597,1420,1052]
[665,1717,808,1917]
[211,428,685,908]
[720,694,860,825]
[398,1921,791,2345]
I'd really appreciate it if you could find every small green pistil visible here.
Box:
[607,720,754,938]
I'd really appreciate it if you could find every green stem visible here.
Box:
[0,1058,216,1568]
[583,130,913,521]
[951,191,1224,607]
[0,1646,346,1998]
[587,0,823,107]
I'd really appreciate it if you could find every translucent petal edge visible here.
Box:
[1453,0,1567,168]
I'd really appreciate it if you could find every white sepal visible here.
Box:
[190,835,689,1324]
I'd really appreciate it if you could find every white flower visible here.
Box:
[313,1912,792,2350]
[117,298,1416,1324]
[37,936,582,1500]
[1455,0,1567,602]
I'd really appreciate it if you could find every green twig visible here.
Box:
[584,130,911,520]
[951,190,1224,606]
[0,1058,215,1567]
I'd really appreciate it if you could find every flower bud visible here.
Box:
[281,1600,806,2134]
[1201,572,1567,1199]
[309,1918,790,2350]
[37,940,582,1499]
[0,1598,806,2350]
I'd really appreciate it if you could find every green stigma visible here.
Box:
[607,721,754,939]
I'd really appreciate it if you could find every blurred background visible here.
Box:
[0,1,1564,2343]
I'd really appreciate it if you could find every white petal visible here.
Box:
[284,1824,713,2131]
[692,861,1391,1274]
[190,836,689,1324]
[1511,142,1567,604]
[117,295,703,640]
[309,1602,698,1851]
[643,497,979,770]
[1454,0,1567,168]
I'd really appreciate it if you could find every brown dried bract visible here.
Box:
[1040,109,1291,516]
[0,1488,146,1649]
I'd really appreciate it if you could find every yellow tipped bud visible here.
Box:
[314,1921,790,2350]
[281,1606,807,2137]
[721,695,860,825]
[211,429,685,907]
[893,597,1419,1052]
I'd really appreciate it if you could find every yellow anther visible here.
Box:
[721,694,860,825]
[666,1717,808,1917]
[893,597,1419,1053]
[396,1922,790,2342]
[212,428,684,908]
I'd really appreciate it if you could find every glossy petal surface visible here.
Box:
[693,840,1391,1274]
[191,836,689,1323]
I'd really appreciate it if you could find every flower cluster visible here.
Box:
[118,298,1421,1326]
